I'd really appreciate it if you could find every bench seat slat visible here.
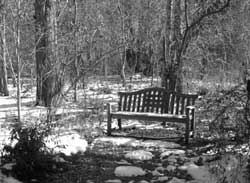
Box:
[111,111,187,123]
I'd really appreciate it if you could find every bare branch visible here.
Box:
[180,0,231,55]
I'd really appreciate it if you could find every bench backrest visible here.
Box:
[118,87,198,115]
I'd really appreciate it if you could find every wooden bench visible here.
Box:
[107,87,198,144]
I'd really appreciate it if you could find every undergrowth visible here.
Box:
[1,122,55,181]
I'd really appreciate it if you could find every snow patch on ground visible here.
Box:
[0,171,23,183]
[114,166,146,177]
[92,137,181,150]
[46,132,88,156]
[125,150,153,160]
[92,137,140,146]
[137,140,181,149]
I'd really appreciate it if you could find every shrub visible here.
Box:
[3,123,53,181]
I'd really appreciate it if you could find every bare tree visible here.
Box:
[35,0,63,107]
[162,0,231,92]
[0,0,9,96]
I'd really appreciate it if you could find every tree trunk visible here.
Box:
[0,0,9,96]
[35,0,63,107]
[35,0,48,105]
[162,0,183,93]
[73,0,79,102]
[161,0,171,89]
[16,0,21,122]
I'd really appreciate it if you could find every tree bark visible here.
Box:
[0,0,9,96]
[161,0,172,89]
[73,0,79,102]
[35,0,63,107]
[16,0,21,122]
[162,0,182,92]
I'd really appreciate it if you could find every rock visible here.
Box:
[128,181,135,183]
[178,162,198,171]
[2,163,15,170]
[115,159,131,165]
[114,166,146,177]
[138,180,149,183]
[166,165,176,172]
[160,149,185,158]
[155,166,164,172]
[178,162,216,183]
[151,169,163,176]
[105,179,122,183]
[168,177,186,183]
[53,155,67,163]
[0,171,23,183]
[167,155,178,163]
[86,180,94,183]
[125,150,154,161]
[151,176,169,182]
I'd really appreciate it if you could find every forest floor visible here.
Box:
[0,76,249,183]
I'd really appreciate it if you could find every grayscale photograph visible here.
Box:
[0,0,249,183]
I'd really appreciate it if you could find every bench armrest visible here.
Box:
[107,103,113,112]
[186,105,195,110]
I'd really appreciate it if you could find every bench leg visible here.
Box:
[118,119,122,130]
[107,116,112,136]
[107,103,112,136]
[185,119,190,145]
[190,110,195,138]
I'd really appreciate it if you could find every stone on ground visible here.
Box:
[114,166,146,177]
[166,165,176,172]
[178,162,216,183]
[160,149,185,158]
[151,176,169,182]
[125,150,153,160]
[0,170,23,183]
[105,179,122,183]
[168,177,186,183]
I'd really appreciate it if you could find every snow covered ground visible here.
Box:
[0,81,249,183]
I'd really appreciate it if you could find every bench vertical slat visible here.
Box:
[127,94,132,111]
[132,94,136,112]
[190,96,197,137]
[164,92,170,113]
[148,91,152,112]
[175,95,180,115]
[137,93,142,112]
[170,93,175,114]
[150,90,155,112]
[180,96,185,114]
[187,97,191,106]
[156,91,161,113]
[118,94,122,111]
[141,92,147,112]
[107,103,112,136]
[123,93,128,111]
